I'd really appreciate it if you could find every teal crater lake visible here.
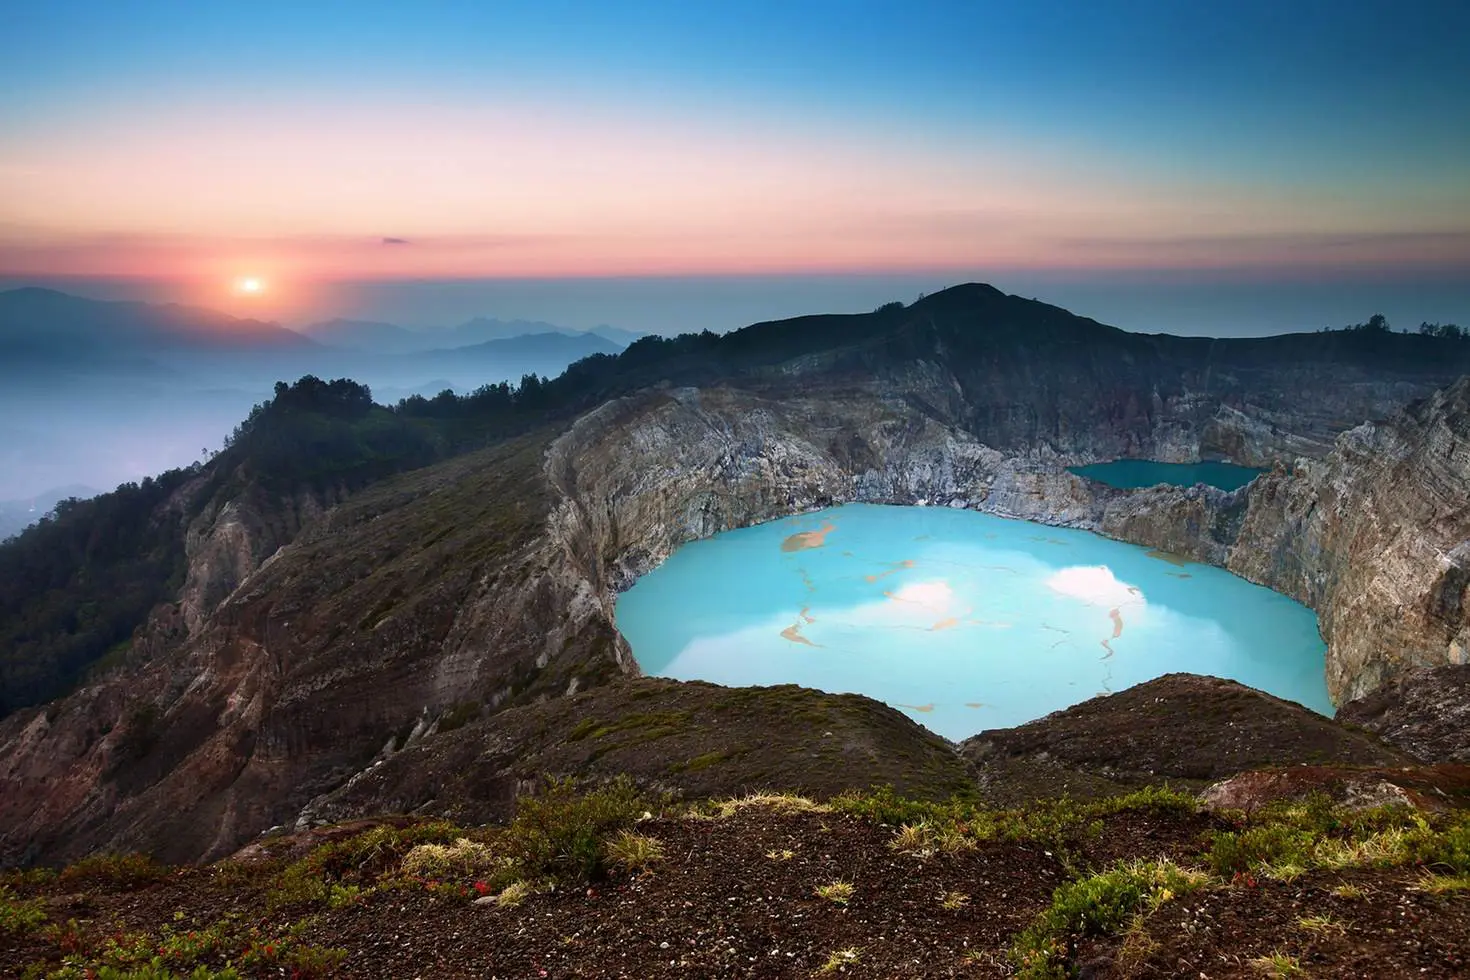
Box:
[616,503,1329,740]
[1069,460,1264,491]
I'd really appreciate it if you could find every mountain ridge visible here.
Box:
[0,287,313,354]
[2,282,1469,866]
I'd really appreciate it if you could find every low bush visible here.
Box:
[0,884,47,934]
[501,777,649,883]
[1010,859,1207,979]
[58,853,168,890]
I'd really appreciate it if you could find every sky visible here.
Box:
[1,0,1468,331]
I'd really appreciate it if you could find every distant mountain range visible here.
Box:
[298,316,646,353]
[402,331,625,375]
[0,484,97,542]
[0,286,637,500]
[0,287,634,386]
[0,287,312,358]
[0,287,643,362]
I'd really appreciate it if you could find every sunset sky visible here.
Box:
[2,0,1467,326]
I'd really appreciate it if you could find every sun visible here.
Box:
[234,276,266,296]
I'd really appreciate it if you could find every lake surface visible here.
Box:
[1069,460,1264,491]
[616,503,1329,740]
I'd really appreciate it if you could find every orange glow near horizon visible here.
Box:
[3,96,1464,291]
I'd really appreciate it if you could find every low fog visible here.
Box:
[0,288,632,533]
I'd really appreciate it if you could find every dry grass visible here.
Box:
[1263,861,1307,883]
[606,831,664,872]
[495,880,534,908]
[939,890,970,911]
[1313,828,1409,869]
[814,880,855,905]
[713,792,831,819]
[891,822,933,855]
[400,838,499,879]
[889,821,975,858]
[1116,919,1161,972]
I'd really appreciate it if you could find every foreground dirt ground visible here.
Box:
[3,783,1468,979]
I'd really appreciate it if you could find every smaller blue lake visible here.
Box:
[1069,460,1263,492]
[616,504,1329,740]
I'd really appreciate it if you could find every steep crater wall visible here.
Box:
[547,376,1470,709]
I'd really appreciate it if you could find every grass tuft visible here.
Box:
[495,880,534,908]
[814,880,855,905]
[605,831,664,873]
[817,947,862,973]
[1416,871,1470,894]
[713,792,831,818]
[400,838,499,880]
[1248,951,1305,977]
[939,890,970,911]
[1296,913,1346,935]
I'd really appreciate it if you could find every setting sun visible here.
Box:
[234,277,265,296]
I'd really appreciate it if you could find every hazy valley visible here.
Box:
[0,287,637,511]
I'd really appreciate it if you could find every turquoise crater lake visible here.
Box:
[1069,459,1264,491]
[616,504,1329,740]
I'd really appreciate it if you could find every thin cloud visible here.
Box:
[381,237,410,245]
[1060,230,1470,253]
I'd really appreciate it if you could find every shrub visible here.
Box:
[327,883,368,908]
[1010,859,1206,979]
[1405,813,1470,873]
[0,884,47,934]
[268,820,463,909]
[58,853,168,890]
[502,777,649,883]
[309,821,463,880]
[1207,825,1313,876]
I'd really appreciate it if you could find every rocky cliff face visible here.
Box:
[546,373,1470,710]
[4,288,1469,866]
[1227,380,1470,702]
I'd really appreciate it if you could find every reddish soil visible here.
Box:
[309,808,1065,979]
[1083,868,1470,978]
[5,803,1467,979]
